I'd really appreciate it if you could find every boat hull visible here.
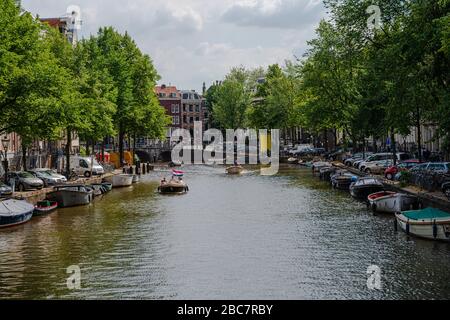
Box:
[158,185,188,195]
[46,190,92,208]
[369,193,418,214]
[0,199,34,228]
[104,175,134,188]
[396,214,450,242]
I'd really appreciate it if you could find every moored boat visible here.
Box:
[368,191,419,214]
[331,171,357,190]
[287,157,299,164]
[0,199,34,228]
[104,174,134,188]
[101,182,113,192]
[320,166,338,181]
[350,177,385,200]
[226,166,244,175]
[34,200,58,216]
[46,185,93,208]
[395,208,450,242]
[312,162,332,175]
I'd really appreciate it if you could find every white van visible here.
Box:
[70,156,105,177]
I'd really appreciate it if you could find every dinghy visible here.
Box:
[0,199,34,228]
[350,177,385,200]
[395,208,450,242]
[34,200,58,216]
[368,191,419,214]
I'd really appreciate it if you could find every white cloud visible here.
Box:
[222,0,326,29]
[21,0,326,91]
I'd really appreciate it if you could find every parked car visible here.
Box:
[442,182,450,199]
[384,159,422,180]
[410,162,450,174]
[290,145,315,156]
[344,152,373,167]
[7,171,44,191]
[0,182,13,197]
[28,169,67,187]
[357,153,411,171]
[364,160,394,175]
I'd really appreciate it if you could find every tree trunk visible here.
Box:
[416,107,422,162]
[66,128,72,177]
[119,125,125,167]
[101,137,106,162]
[391,129,397,166]
[22,144,27,171]
[86,140,90,156]
[133,133,137,165]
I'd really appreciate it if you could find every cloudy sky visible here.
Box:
[22,0,327,92]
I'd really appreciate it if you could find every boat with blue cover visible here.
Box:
[0,199,34,228]
[395,208,450,242]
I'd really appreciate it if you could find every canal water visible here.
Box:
[0,165,449,300]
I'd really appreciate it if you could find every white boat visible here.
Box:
[0,199,34,228]
[46,185,93,208]
[287,157,298,164]
[104,174,134,188]
[395,208,450,242]
[368,191,419,214]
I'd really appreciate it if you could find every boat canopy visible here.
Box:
[403,208,450,221]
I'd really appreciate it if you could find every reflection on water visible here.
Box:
[0,165,449,299]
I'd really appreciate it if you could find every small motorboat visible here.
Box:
[395,208,450,242]
[101,182,113,192]
[104,174,134,188]
[350,177,385,200]
[88,184,106,197]
[46,185,93,208]
[34,200,58,216]
[312,162,332,175]
[331,171,357,190]
[226,166,244,175]
[287,157,299,164]
[0,199,34,228]
[368,191,419,214]
[158,178,189,195]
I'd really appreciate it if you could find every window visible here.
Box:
[170,93,177,98]
[189,105,193,112]
[79,159,89,168]
[195,117,200,121]
[182,93,189,99]
[190,117,194,123]
[171,104,180,114]
[183,104,186,112]
[195,105,200,112]
[172,116,180,125]
[159,93,166,98]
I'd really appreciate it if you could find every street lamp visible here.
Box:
[1,136,10,183]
